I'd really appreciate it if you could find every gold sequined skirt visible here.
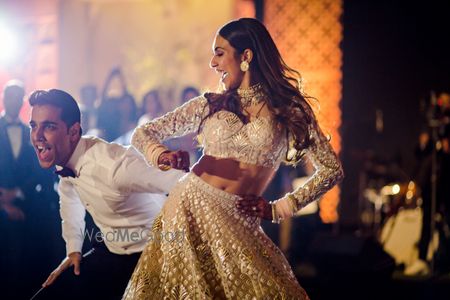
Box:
[123,173,309,299]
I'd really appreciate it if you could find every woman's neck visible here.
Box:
[238,70,262,90]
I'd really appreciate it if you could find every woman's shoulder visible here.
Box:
[203,91,221,103]
[182,93,208,105]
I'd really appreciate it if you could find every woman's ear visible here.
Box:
[242,49,254,63]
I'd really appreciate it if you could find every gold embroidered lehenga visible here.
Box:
[123,87,343,299]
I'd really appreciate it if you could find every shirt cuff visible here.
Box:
[66,239,83,256]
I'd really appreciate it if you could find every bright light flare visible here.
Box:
[381,183,401,196]
[0,25,17,64]
[392,184,400,195]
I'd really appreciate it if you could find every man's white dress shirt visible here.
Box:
[58,136,184,255]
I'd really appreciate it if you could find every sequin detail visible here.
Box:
[285,121,344,209]
[200,111,286,167]
[132,93,344,212]
[237,83,266,108]
[132,96,209,157]
[122,173,309,299]
[132,95,286,168]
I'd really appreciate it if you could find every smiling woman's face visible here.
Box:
[209,34,244,90]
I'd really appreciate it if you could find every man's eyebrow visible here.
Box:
[29,120,58,126]
[43,121,58,125]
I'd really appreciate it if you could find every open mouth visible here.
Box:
[221,71,228,81]
[35,144,52,162]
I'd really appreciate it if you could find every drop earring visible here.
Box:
[240,61,249,72]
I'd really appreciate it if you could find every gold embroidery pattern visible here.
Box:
[237,83,266,108]
[286,121,344,210]
[200,111,286,168]
[132,90,343,219]
[123,174,309,299]
[129,88,342,299]
[131,95,209,158]
[132,94,287,168]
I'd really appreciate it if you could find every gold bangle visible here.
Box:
[149,144,169,167]
[270,201,280,224]
[287,194,299,214]
[158,164,172,171]
[155,149,171,168]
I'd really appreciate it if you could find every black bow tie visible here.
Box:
[55,167,76,178]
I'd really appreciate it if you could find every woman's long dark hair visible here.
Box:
[201,18,316,165]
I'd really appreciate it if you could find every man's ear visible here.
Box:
[69,123,81,141]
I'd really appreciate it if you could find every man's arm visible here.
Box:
[42,180,86,287]
[59,180,86,255]
[110,145,185,194]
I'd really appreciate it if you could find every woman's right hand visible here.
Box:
[236,195,273,220]
[158,150,190,172]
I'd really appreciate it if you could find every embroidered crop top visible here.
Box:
[132,95,286,168]
[132,93,343,213]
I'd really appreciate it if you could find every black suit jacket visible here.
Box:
[0,116,57,208]
[0,117,63,296]
[0,116,39,191]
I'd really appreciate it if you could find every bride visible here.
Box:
[123,18,343,299]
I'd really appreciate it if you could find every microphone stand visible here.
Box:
[29,248,96,300]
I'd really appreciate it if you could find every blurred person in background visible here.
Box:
[0,80,60,299]
[114,92,138,145]
[97,67,136,142]
[79,84,99,134]
[180,86,201,103]
[138,89,165,125]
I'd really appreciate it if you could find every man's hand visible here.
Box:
[1,203,25,221]
[0,188,24,221]
[0,187,18,204]
[42,252,81,287]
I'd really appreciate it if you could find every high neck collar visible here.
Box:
[237,83,266,108]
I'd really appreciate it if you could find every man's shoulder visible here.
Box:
[83,135,122,149]
[82,135,134,159]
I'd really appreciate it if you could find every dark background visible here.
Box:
[340,0,450,226]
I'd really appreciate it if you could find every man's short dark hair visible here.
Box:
[29,89,81,130]
[3,80,25,100]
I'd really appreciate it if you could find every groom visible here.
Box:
[29,89,185,299]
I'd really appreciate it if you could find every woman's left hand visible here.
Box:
[236,195,272,220]
[158,150,190,172]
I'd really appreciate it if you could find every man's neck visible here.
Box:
[60,137,82,168]
[2,113,20,123]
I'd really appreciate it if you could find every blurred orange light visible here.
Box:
[265,0,343,223]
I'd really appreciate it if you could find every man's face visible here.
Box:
[3,90,24,119]
[29,104,78,168]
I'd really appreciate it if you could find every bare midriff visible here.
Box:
[191,155,276,196]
